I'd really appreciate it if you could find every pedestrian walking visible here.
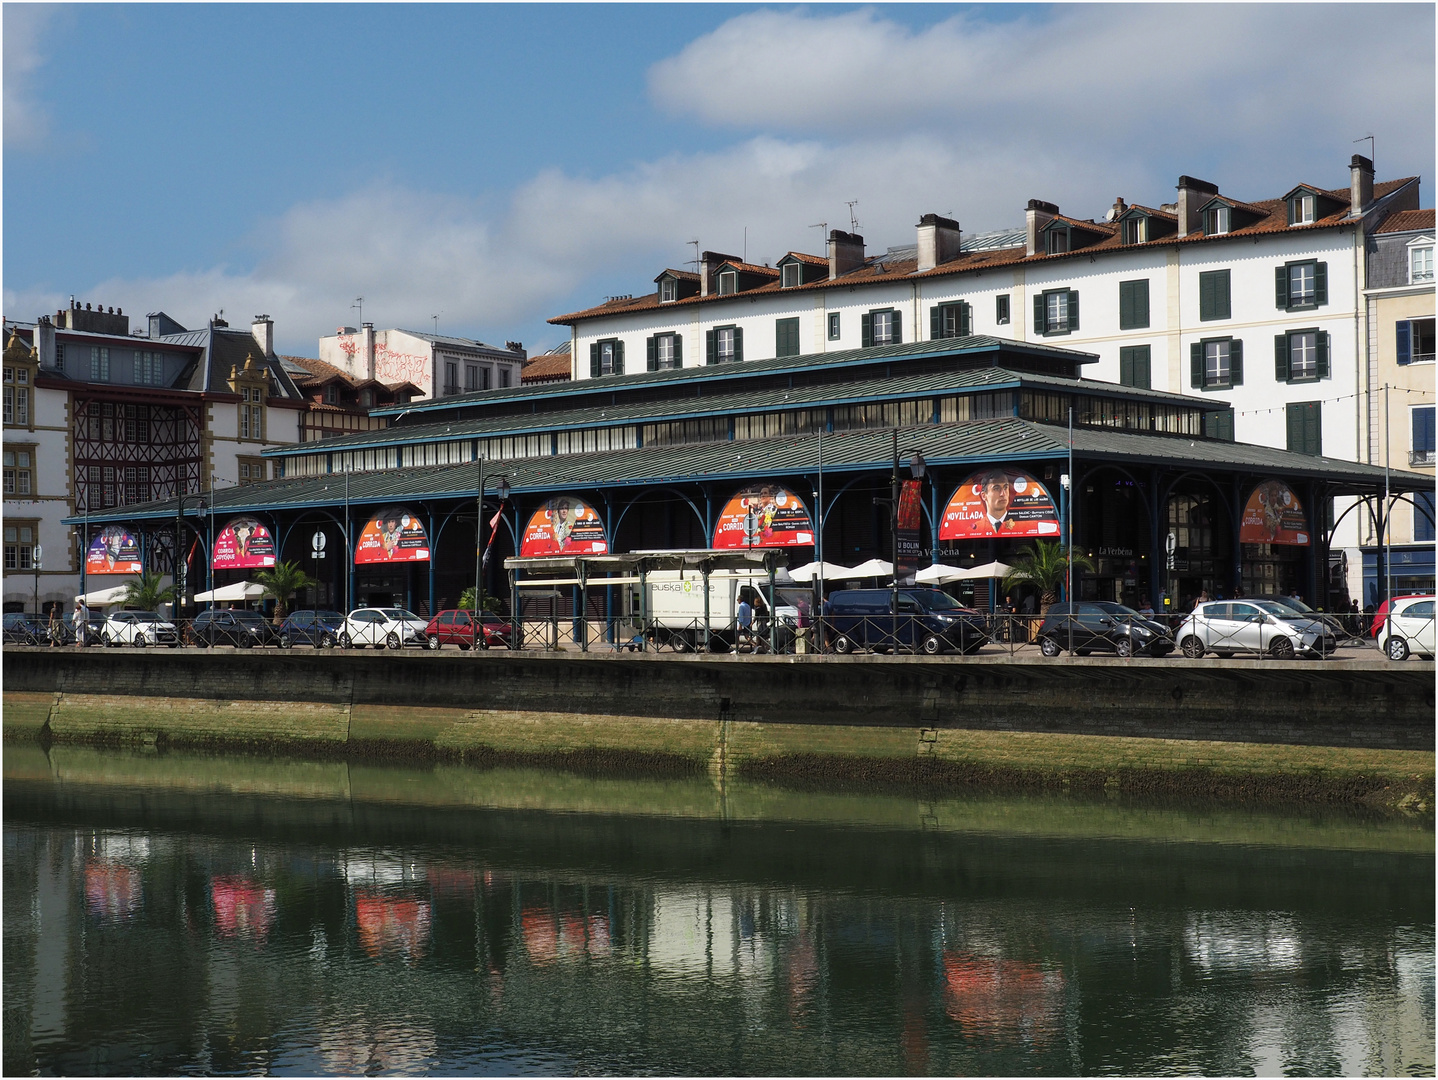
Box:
[73,597,89,647]
[735,596,753,653]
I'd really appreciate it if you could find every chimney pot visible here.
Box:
[1175,175,1218,238]
[1025,201,1059,256]
[1350,154,1374,217]
[916,214,962,272]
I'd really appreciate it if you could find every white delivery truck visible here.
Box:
[631,568,810,652]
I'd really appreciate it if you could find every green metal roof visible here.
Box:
[68,417,1432,526]
[265,363,1220,460]
[372,335,1097,418]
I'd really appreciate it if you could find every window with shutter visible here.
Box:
[1195,337,1238,389]
[1118,280,1150,330]
[590,342,600,378]
[995,295,1010,325]
[1198,270,1230,321]
[1204,408,1234,441]
[776,318,800,357]
[1036,290,1075,335]
[1286,401,1322,456]
[1119,345,1151,389]
[1412,406,1436,468]
[930,303,970,340]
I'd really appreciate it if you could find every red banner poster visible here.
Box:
[520,497,607,556]
[355,506,430,564]
[1239,480,1309,545]
[939,468,1060,541]
[85,526,143,574]
[211,516,277,569]
[896,479,923,580]
[712,485,814,549]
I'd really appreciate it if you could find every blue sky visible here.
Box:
[5,3,1434,357]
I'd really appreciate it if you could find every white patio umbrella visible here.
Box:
[844,558,895,579]
[75,582,136,606]
[953,560,1016,580]
[914,563,968,585]
[193,580,267,603]
[788,560,854,582]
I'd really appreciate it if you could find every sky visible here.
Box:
[4,3,1434,358]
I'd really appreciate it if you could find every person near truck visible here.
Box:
[735,597,754,653]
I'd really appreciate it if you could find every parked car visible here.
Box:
[339,607,431,650]
[1035,602,1174,658]
[424,609,513,650]
[1375,596,1436,661]
[65,612,105,646]
[3,612,47,645]
[1175,600,1336,659]
[277,610,347,649]
[826,588,989,655]
[1251,594,1347,636]
[192,608,277,648]
[1369,595,1434,639]
[102,610,180,647]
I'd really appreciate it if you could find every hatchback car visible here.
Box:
[1251,594,1348,636]
[424,609,513,650]
[192,609,277,648]
[277,610,346,649]
[2,612,47,645]
[1375,596,1435,661]
[1036,602,1174,658]
[339,607,431,650]
[102,610,181,647]
[1175,600,1335,659]
[826,588,988,655]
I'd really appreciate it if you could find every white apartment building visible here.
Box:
[318,325,525,402]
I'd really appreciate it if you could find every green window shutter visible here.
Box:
[674,334,683,365]
[1190,342,1204,388]
[891,311,901,344]
[1067,290,1079,331]
[1216,271,1230,320]
[1135,280,1149,328]
[1274,334,1290,381]
[1397,320,1412,365]
[1286,403,1303,452]
[960,301,971,337]
[733,326,743,363]
[1314,261,1327,305]
[1229,338,1243,385]
[1287,198,1297,226]
[1034,293,1046,335]
[1315,331,1329,378]
[1119,346,1134,386]
[776,318,798,357]
[1305,402,1322,455]
[646,336,657,372]
[1275,266,1289,309]
[706,330,717,365]
[930,305,941,340]
[1134,345,1151,389]
[861,313,872,348]
[614,339,624,375]
[590,342,600,378]
[1119,282,1133,329]
[1200,273,1214,320]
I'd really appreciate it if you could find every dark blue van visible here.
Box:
[826,588,989,655]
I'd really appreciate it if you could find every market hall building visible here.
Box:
[66,336,1433,619]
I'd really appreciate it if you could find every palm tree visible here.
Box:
[122,570,175,612]
[255,561,317,623]
[1002,540,1095,615]
[458,586,500,614]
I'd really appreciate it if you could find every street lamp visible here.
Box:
[878,430,929,649]
[32,544,42,616]
[174,493,207,617]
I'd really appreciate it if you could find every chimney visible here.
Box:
[1109,196,1128,221]
[1176,175,1219,238]
[361,323,376,381]
[916,214,962,272]
[1350,154,1374,217]
[1025,200,1059,256]
[698,251,742,297]
[827,230,865,279]
[251,314,274,357]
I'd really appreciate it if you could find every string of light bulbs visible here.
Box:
[1232,382,1433,418]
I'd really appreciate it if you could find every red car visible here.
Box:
[424,609,514,650]
[1370,595,1436,638]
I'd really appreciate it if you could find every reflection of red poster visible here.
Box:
[211,876,276,940]
[355,506,430,564]
[712,485,813,549]
[521,905,612,964]
[355,891,431,960]
[520,497,607,556]
[85,526,143,574]
[1240,480,1308,545]
[85,860,142,918]
[212,517,276,569]
[943,953,1064,1045]
[940,468,1060,540]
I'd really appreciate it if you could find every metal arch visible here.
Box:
[611,485,706,541]
[1158,468,1233,510]
[1071,461,1155,520]
[1328,496,1381,541]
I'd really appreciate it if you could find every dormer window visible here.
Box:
[323,385,339,405]
[1291,193,1315,224]
[1409,237,1434,283]
[781,263,801,288]
[718,270,738,296]
[360,389,374,408]
[1204,206,1231,236]
[660,277,677,303]
[1123,217,1147,244]
[1046,227,1070,255]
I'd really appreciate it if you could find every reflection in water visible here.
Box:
[3,752,1433,1077]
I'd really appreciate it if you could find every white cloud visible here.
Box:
[648,5,1435,192]
[3,5,57,147]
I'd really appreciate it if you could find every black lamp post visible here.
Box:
[174,493,207,616]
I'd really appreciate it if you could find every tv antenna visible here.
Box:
[846,200,861,234]
[809,222,828,249]
[352,297,364,325]
[1353,133,1375,165]
[431,313,440,334]
[685,239,701,269]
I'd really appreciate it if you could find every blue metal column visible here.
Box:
[427,508,438,616]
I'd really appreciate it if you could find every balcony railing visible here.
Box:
[1409,449,1436,468]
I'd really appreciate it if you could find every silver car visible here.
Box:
[102,610,181,648]
[1175,600,1336,660]
[338,607,431,650]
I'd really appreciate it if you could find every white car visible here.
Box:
[102,610,180,648]
[1175,600,1336,660]
[1377,596,1435,661]
[338,607,431,650]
